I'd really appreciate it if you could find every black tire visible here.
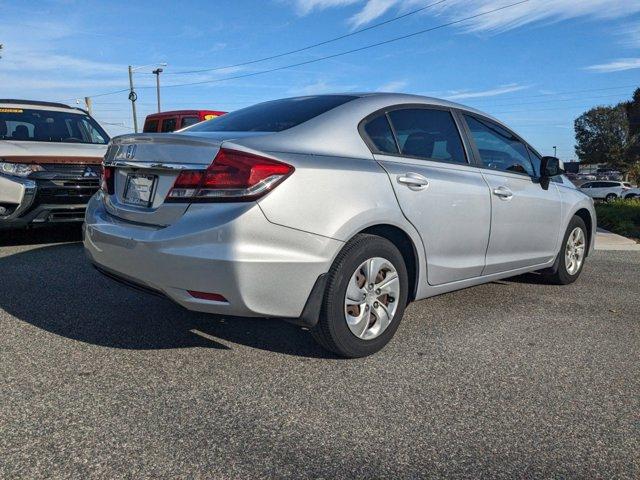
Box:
[311,234,409,358]
[605,193,617,202]
[542,216,588,285]
[626,194,637,199]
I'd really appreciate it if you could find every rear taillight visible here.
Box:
[166,148,294,202]
[101,166,115,194]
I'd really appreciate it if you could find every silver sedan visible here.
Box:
[84,93,596,357]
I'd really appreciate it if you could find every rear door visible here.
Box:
[462,114,562,275]
[365,106,491,285]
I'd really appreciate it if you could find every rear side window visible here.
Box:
[143,119,159,132]
[387,108,466,163]
[464,115,534,176]
[363,115,398,154]
[187,95,357,133]
[161,118,177,132]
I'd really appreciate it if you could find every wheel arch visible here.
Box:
[358,224,421,302]
[573,207,594,256]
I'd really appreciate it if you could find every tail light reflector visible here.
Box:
[101,166,115,194]
[188,291,227,302]
[167,148,293,202]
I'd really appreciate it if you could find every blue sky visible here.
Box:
[1,0,639,160]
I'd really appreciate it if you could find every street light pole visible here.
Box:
[152,68,163,113]
[128,65,138,133]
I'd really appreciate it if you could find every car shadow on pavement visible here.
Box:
[0,224,84,246]
[0,242,334,358]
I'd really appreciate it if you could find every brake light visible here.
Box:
[167,148,294,202]
[101,166,115,194]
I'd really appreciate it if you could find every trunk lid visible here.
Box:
[103,133,226,226]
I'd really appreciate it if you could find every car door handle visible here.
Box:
[397,173,429,190]
[492,186,514,200]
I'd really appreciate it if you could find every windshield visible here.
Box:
[186,95,358,133]
[0,107,109,144]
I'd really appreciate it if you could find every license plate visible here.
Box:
[123,173,157,207]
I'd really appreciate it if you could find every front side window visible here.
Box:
[0,108,108,144]
[386,108,466,163]
[363,114,398,154]
[465,115,534,176]
[187,95,357,133]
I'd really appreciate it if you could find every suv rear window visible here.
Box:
[187,95,358,133]
[0,108,109,144]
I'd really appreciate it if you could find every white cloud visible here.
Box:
[290,0,360,15]
[287,0,640,33]
[349,0,397,29]
[288,80,358,95]
[376,80,408,92]
[618,22,640,49]
[445,83,529,100]
[585,58,640,73]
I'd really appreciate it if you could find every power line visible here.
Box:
[159,0,449,75]
[159,0,530,90]
[74,0,528,99]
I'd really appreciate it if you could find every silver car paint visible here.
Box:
[85,93,597,320]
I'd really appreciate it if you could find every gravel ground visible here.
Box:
[1,227,638,479]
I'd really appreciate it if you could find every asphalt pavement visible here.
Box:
[1,227,638,479]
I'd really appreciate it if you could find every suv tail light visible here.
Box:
[101,166,115,194]
[166,148,294,202]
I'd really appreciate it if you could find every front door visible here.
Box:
[364,107,491,285]
[462,114,562,275]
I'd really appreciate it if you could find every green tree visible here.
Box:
[574,105,632,170]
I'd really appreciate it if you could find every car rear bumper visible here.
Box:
[83,192,343,318]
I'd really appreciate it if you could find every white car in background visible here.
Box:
[623,187,640,199]
[579,181,631,201]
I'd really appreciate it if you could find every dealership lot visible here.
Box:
[1,228,638,478]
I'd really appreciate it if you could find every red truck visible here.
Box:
[143,110,226,133]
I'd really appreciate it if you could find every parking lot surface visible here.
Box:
[1,227,638,479]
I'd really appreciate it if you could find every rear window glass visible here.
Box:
[0,108,109,144]
[143,119,159,132]
[181,116,200,128]
[161,118,177,132]
[187,95,358,133]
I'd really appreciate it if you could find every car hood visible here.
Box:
[0,140,108,163]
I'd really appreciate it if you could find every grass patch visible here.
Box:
[595,199,640,240]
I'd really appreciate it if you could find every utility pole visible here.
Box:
[128,65,138,133]
[152,68,163,113]
[84,97,92,115]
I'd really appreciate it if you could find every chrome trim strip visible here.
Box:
[103,160,205,171]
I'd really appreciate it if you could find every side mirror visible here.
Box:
[539,156,564,190]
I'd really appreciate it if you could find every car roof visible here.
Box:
[0,99,87,114]
[145,110,226,118]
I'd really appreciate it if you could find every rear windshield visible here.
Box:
[0,107,109,144]
[186,95,358,133]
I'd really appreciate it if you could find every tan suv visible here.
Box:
[0,99,109,228]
